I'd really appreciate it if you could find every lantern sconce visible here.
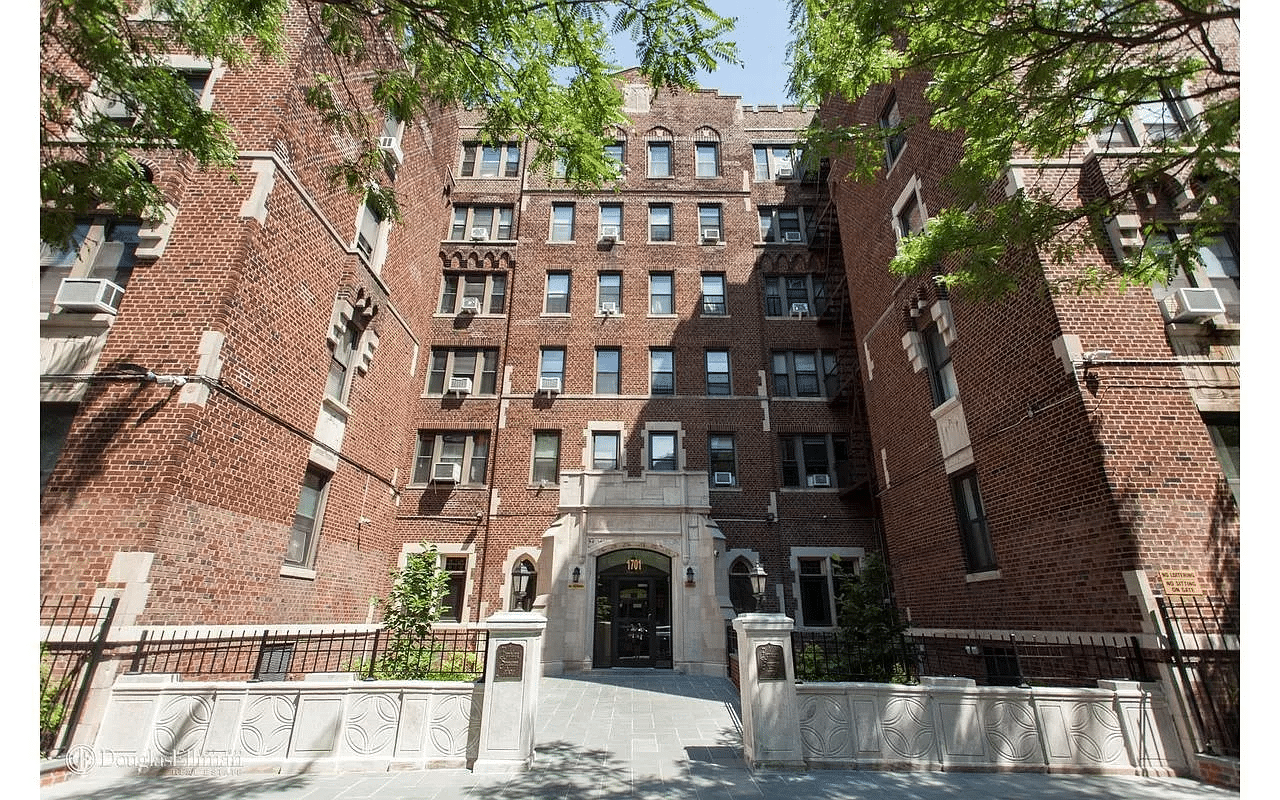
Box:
[685,566,696,587]
[750,562,768,606]
[571,566,582,585]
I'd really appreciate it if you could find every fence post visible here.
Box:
[733,613,805,771]
[55,597,119,756]
[473,611,547,771]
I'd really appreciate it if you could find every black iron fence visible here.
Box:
[1157,595,1239,757]
[41,596,118,757]
[791,629,919,683]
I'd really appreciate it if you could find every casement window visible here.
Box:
[728,557,757,612]
[647,141,672,177]
[592,431,620,470]
[595,348,621,394]
[753,145,796,180]
[797,555,859,627]
[545,272,571,314]
[779,434,848,488]
[39,216,141,314]
[648,204,673,242]
[599,204,622,241]
[698,204,722,242]
[355,200,386,265]
[531,431,561,485]
[952,470,997,574]
[412,431,491,485]
[284,466,330,568]
[650,349,675,395]
[439,272,507,314]
[1133,93,1192,143]
[701,273,727,315]
[705,350,732,396]
[763,274,826,317]
[449,205,513,241]
[440,555,470,622]
[550,203,575,242]
[326,320,362,403]
[1203,412,1240,504]
[648,431,678,471]
[649,272,674,314]
[924,322,958,407]
[880,91,906,167]
[895,188,926,239]
[426,348,499,395]
[597,272,622,313]
[40,403,77,494]
[772,351,838,398]
[459,142,520,177]
[539,348,566,388]
[695,142,720,177]
[758,207,806,243]
[709,433,737,487]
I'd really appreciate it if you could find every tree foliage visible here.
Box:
[40,0,739,248]
[372,543,474,680]
[834,552,910,683]
[786,0,1240,296]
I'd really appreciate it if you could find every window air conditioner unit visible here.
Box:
[470,227,489,241]
[54,278,125,314]
[782,230,803,243]
[712,472,734,486]
[790,302,810,317]
[599,225,620,244]
[1162,287,1226,322]
[431,462,461,483]
[807,473,832,488]
[599,302,619,315]
[447,376,473,395]
[539,376,562,394]
[378,135,404,164]
[701,229,721,244]
[459,297,482,313]
[776,167,793,178]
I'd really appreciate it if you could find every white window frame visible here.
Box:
[695,142,720,178]
[39,215,144,315]
[789,547,865,629]
[459,141,521,178]
[425,348,499,396]
[449,205,514,241]
[550,203,575,242]
[891,176,927,244]
[410,430,491,486]
[599,203,623,242]
[438,271,507,315]
[753,144,797,181]
[354,199,391,272]
[647,140,673,178]
[698,204,723,242]
[539,347,566,389]
[597,272,622,315]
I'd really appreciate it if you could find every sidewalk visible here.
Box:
[40,673,1238,799]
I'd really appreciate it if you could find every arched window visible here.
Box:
[510,558,537,611]
[729,558,757,613]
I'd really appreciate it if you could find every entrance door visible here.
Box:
[592,549,672,669]
[614,578,654,667]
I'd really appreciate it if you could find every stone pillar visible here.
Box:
[732,613,805,770]
[473,611,547,771]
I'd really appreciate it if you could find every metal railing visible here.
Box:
[41,596,118,757]
[1157,595,1239,757]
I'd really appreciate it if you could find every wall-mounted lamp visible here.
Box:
[571,566,581,584]
[685,566,695,586]
[750,562,768,605]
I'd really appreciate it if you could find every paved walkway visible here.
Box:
[41,672,1237,799]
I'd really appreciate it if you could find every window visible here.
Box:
[539,348,566,388]
[895,190,926,239]
[648,204,673,242]
[698,205,722,242]
[650,349,675,395]
[550,203,575,242]
[729,558,757,612]
[449,205,513,241]
[94,66,211,127]
[772,351,838,397]
[532,431,561,485]
[797,557,858,627]
[355,200,385,263]
[1099,117,1138,148]
[595,348,621,394]
[597,272,622,313]
[952,470,997,573]
[40,403,77,493]
[758,207,805,243]
[1133,93,1191,143]
[604,141,625,170]
[880,92,906,166]
[649,272,674,314]
[648,431,678,471]
[709,433,736,486]
[924,322,958,407]
[441,556,469,622]
[426,349,499,395]
[592,431,620,470]
[459,142,520,177]
[40,217,141,314]
[1204,412,1240,504]
[599,204,622,241]
[779,434,848,487]
[1149,227,1240,319]
[326,320,362,403]
[764,275,825,317]
[705,350,731,396]
[412,431,491,485]
[648,141,672,177]
[545,272,571,314]
[701,273,727,315]
[695,142,719,177]
[753,145,796,180]
[510,559,537,612]
[285,466,330,568]
[439,272,507,314]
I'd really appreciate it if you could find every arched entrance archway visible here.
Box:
[592,548,672,668]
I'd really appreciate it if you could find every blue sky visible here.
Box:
[610,0,797,107]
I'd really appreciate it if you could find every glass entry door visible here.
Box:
[615,578,654,666]
[593,549,672,668]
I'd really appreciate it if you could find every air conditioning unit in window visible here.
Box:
[782,230,803,243]
[539,376,562,395]
[776,167,793,178]
[431,462,461,483]
[807,473,832,488]
[599,302,619,315]
[1162,287,1226,322]
[459,297,482,314]
[701,229,721,244]
[599,225,620,244]
[54,278,125,314]
[447,376,473,395]
[790,302,810,317]
[378,135,404,164]
[470,227,489,241]
[712,472,735,486]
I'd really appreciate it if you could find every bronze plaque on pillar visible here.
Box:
[496,642,523,679]
[755,643,786,681]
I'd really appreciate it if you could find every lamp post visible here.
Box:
[750,562,768,609]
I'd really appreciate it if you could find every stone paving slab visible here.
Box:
[40,673,1238,800]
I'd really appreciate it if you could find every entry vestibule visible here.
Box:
[593,549,673,668]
